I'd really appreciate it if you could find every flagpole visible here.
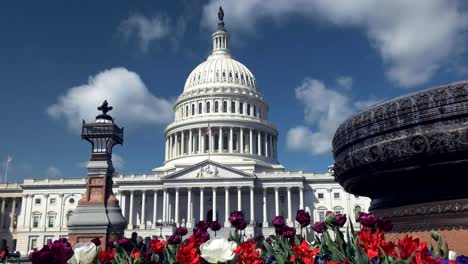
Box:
[4,159,8,183]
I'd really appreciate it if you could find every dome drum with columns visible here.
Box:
[0,7,369,255]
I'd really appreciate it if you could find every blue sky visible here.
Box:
[1,1,467,181]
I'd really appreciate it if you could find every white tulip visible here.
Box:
[200,237,237,263]
[68,242,97,264]
[449,251,457,261]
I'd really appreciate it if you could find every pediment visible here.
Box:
[162,160,253,180]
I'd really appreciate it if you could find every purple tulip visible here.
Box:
[167,234,182,245]
[376,217,393,232]
[325,211,333,217]
[30,238,74,264]
[282,225,296,238]
[275,227,283,235]
[176,226,188,236]
[238,220,248,230]
[335,214,347,227]
[229,211,245,228]
[197,220,209,231]
[117,238,132,251]
[210,221,222,231]
[295,209,311,227]
[358,212,378,227]
[456,255,468,264]
[312,221,327,233]
[272,216,285,228]
[195,229,210,242]
[91,237,101,246]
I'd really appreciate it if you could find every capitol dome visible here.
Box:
[157,9,281,173]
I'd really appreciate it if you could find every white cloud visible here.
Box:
[202,0,468,87]
[336,76,353,90]
[111,154,124,170]
[46,166,62,178]
[47,67,173,131]
[286,77,379,155]
[119,14,171,52]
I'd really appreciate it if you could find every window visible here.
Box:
[50,198,56,205]
[35,198,41,205]
[231,101,235,113]
[354,206,362,219]
[44,236,54,245]
[334,206,344,215]
[29,237,38,251]
[247,104,251,115]
[185,105,189,117]
[33,215,40,228]
[223,101,227,113]
[214,101,219,112]
[206,102,211,113]
[239,103,244,114]
[253,105,257,117]
[334,192,340,199]
[48,215,56,228]
[198,103,202,114]
[318,193,324,199]
[66,211,73,222]
[191,104,195,116]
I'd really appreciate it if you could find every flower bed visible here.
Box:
[17,210,468,264]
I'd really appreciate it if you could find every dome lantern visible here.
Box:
[211,6,230,56]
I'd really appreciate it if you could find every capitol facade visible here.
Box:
[0,16,369,256]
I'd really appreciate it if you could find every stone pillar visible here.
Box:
[152,191,158,229]
[198,128,202,153]
[212,187,217,221]
[237,187,242,211]
[175,188,180,225]
[275,187,279,216]
[19,195,27,228]
[240,128,244,154]
[257,131,261,155]
[224,187,230,227]
[162,189,167,223]
[250,187,255,224]
[209,128,214,153]
[165,137,169,160]
[121,193,126,219]
[57,194,64,230]
[187,188,192,228]
[299,187,304,210]
[140,191,146,229]
[263,188,268,227]
[181,131,185,155]
[265,134,269,158]
[26,195,33,229]
[175,132,178,157]
[219,127,223,152]
[127,191,134,229]
[287,187,292,224]
[249,129,253,155]
[10,198,16,230]
[269,135,273,158]
[42,194,49,230]
[189,129,193,154]
[229,127,233,153]
[169,134,173,159]
[0,198,6,229]
[200,188,204,221]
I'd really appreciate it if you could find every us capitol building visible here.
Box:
[0,10,369,255]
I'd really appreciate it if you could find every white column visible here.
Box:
[181,131,185,155]
[140,191,146,229]
[10,198,17,230]
[198,128,202,153]
[218,127,223,152]
[42,194,49,230]
[237,187,242,211]
[287,187,292,224]
[19,195,27,228]
[57,194,64,230]
[269,135,273,158]
[175,188,179,225]
[175,132,179,157]
[165,137,168,160]
[249,129,253,154]
[224,187,230,227]
[169,134,173,159]
[0,198,6,230]
[162,189,167,223]
[274,187,279,216]
[299,187,304,210]
[257,131,261,155]
[187,188,192,228]
[26,195,32,229]
[240,128,244,154]
[212,187,217,221]
[209,128,214,153]
[229,127,233,153]
[200,188,204,221]
[249,187,254,224]
[152,191,158,229]
[128,191,134,229]
[189,129,193,154]
[265,134,269,158]
[121,193,127,219]
[262,188,268,227]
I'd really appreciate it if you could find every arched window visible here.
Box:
[214,101,219,113]
[317,207,327,222]
[181,108,184,118]
[198,102,202,114]
[354,205,362,219]
[258,108,262,118]
[231,101,235,113]
[247,104,251,115]
[207,102,211,113]
[333,206,344,215]
[253,105,257,117]
[66,211,73,226]
[186,105,189,117]
[191,104,195,116]
[223,101,227,113]
[240,103,244,114]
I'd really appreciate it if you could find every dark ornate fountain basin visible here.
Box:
[332,80,468,253]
